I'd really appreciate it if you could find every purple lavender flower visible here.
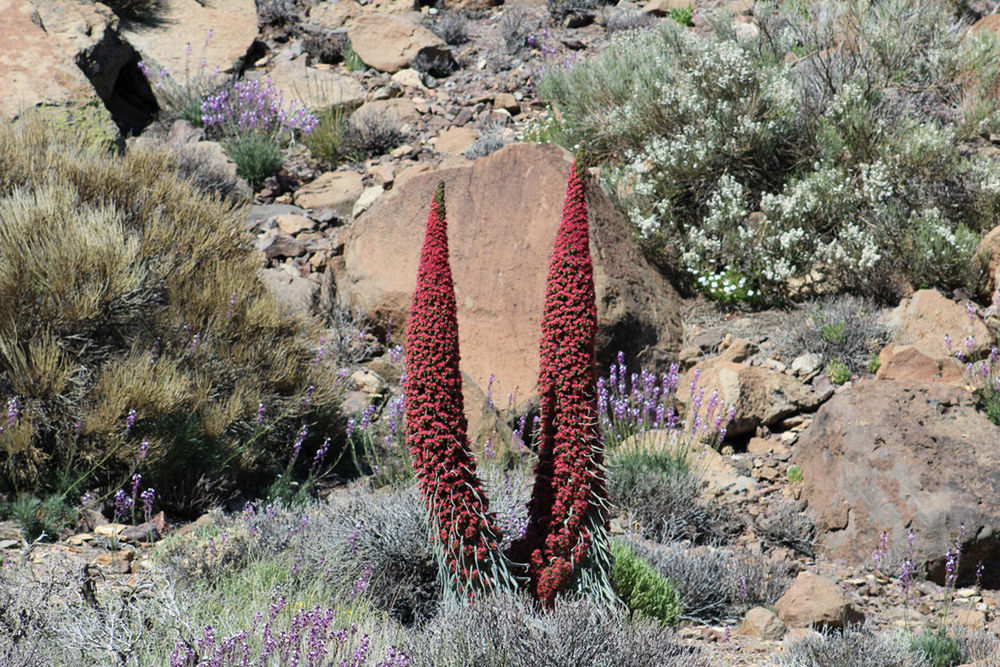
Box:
[140,488,156,522]
[113,489,132,523]
[256,401,266,424]
[346,417,357,439]
[138,438,150,463]
[291,424,308,464]
[312,436,331,472]
[123,408,137,437]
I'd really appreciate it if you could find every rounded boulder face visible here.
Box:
[793,379,1000,586]
[332,142,683,409]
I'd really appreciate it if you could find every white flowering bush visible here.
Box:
[537,0,1000,302]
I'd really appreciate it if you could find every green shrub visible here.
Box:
[539,0,1000,301]
[223,135,283,189]
[612,540,681,625]
[0,118,344,514]
[668,5,693,26]
[911,629,964,667]
[786,464,803,484]
[10,494,74,542]
[824,359,851,385]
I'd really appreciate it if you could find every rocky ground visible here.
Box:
[7,0,1000,663]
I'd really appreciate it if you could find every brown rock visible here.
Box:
[265,58,365,111]
[738,606,786,640]
[351,98,421,127]
[434,126,478,154]
[334,143,683,407]
[275,214,315,235]
[875,344,962,385]
[119,521,161,543]
[95,550,134,574]
[954,608,988,629]
[259,267,318,314]
[972,13,1000,35]
[309,0,362,28]
[643,0,690,15]
[31,0,132,109]
[774,572,864,629]
[123,0,257,97]
[369,164,395,187]
[794,380,1000,585]
[0,0,98,119]
[394,161,434,188]
[346,14,448,73]
[294,171,365,217]
[493,92,520,114]
[977,224,1000,296]
[682,356,828,437]
[259,233,307,259]
[889,289,993,361]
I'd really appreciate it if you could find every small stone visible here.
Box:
[94,523,127,538]
[353,185,385,218]
[738,606,786,641]
[791,353,823,377]
[275,214,315,235]
[493,92,520,114]
[392,68,427,90]
[351,369,384,395]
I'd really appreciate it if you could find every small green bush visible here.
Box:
[786,464,803,484]
[668,5,693,26]
[0,118,344,514]
[539,0,1000,301]
[824,359,851,385]
[911,629,964,667]
[10,494,74,542]
[223,135,283,189]
[612,540,681,625]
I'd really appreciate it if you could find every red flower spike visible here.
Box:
[509,162,614,606]
[404,182,508,599]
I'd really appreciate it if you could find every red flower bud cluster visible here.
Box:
[405,182,503,596]
[512,163,609,606]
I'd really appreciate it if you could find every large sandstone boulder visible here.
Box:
[122,0,258,102]
[794,380,1000,585]
[265,58,366,111]
[332,143,683,406]
[774,572,864,630]
[0,0,99,119]
[346,14,449,73]
[889,289,993,361]
[681,340,830,437]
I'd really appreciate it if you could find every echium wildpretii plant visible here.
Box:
[509,163,616,606]
[404,182,516,600]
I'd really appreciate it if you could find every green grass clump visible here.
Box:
[612,540,681,625]
[305,105,353,166]
[0,117,344,516]
[223,135,284,189]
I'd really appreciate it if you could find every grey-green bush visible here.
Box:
[406,591,701,666]
[539,0,1000,301]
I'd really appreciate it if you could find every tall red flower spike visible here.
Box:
[511,163,614,606]
[404,182,511,599]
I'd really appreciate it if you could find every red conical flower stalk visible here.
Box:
[512,163,614,606]
[404,182,511,599]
